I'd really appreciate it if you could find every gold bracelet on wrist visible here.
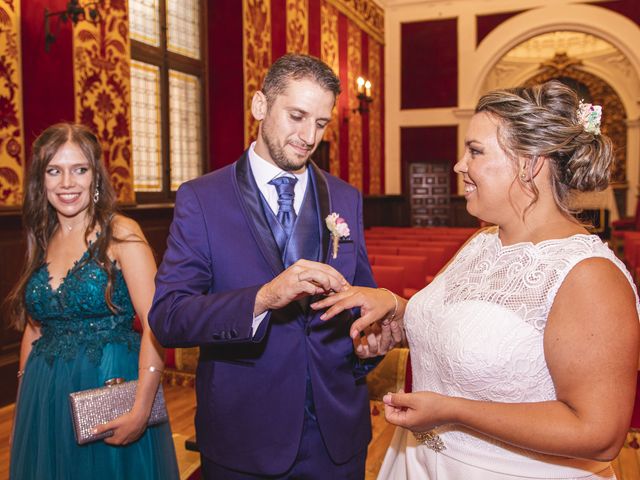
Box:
[379,287,399,324]
[139,366,164,374]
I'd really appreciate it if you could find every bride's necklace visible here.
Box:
[60,218,87,232]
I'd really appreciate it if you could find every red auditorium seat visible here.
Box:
[397,246,448,277]
[623,232,640,273]
[374,255,429,298]
[371,265,406,296]
[365,238,422,248]
[367,245,399,255]
[420,240,465,257]
[612,197,640,251]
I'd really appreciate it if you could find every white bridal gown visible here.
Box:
[378,228,639,480]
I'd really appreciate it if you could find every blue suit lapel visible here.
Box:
[234,153,284,276]
[282,176,321,267]
[233,155,331,275]
[308,161,331,263]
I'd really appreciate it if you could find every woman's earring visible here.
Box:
[93,187,100,204]
[520,170,527,182]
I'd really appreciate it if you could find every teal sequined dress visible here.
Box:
[10,250,179,479]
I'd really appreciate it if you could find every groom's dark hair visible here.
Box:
[261,53,341,107]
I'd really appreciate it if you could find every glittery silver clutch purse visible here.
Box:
[68,378,168,445]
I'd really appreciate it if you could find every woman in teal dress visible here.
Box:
[7,123,179,479]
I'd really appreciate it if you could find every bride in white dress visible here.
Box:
[314,80,640,479]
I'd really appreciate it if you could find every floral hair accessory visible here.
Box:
[577,100,602,135]
[325,213,350,259]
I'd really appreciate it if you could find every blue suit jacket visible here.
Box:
[149,153,376,475]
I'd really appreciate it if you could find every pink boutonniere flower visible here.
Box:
[325,213,350,259]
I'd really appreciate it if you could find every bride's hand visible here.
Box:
[311,286,404,340]
[355,321,404,358]
[383,390,451,432]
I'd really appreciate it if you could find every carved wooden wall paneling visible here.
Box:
[73,0,134,203]
[409,162,450,226]
[0,0,24,206]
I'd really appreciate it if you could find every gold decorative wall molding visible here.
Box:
[325,0,384,44]
[287,0,309,54]
[0,0,24,206]
[347,21,362,190]
[368,40,382,194]
[321,0,341,176]
[243,0,271,147]
[73,0,134,203]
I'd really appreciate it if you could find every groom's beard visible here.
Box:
[261,120,315,172]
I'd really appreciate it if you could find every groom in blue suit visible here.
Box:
[149,54,390,478]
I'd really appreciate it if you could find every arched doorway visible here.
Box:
[466,5,640,215]
[525,53,627,205]
[478,30,632,215]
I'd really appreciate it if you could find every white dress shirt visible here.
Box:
[248,142,308,216]
[248,142,309,334]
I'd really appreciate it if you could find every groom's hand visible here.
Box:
[254,259,349,315]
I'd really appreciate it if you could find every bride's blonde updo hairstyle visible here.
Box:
[475,80,614,215]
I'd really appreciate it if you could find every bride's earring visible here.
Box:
[519,169,528,182]
[93,187,100,204]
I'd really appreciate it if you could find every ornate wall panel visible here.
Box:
[0,0,24,206]
[476,10,527,46]
[347,21,362,190]
[243,0,271,147]
[598,0,640,26]
[401,19,457,109]
[325,0,383,44]
[320,0,340,176]
[287,0,308,54]
[73,0,134,203]
[368,39,381,194]
[234,0,383,188]
[208,0,244,170]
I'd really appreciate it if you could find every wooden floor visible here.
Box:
[1,388,640,479]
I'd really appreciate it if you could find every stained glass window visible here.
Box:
[129,0,160,47]
[128,0,204,199]
[167,0,200,59]
[131,61,162,192]
[169,71,202,190]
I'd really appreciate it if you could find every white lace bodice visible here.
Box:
[405,228,639,464]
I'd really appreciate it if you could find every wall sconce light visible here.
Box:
[44,0,101,52]
[352,76,373,115]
